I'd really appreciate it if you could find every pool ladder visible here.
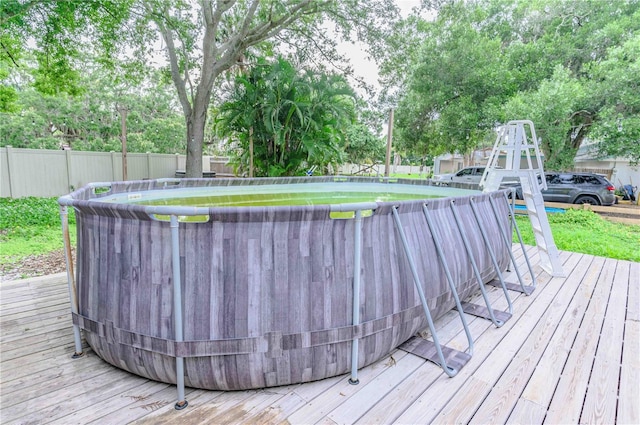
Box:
[392,192,536,377]
[481,120,565,277]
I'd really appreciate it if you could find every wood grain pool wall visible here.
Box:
[62,177,511,390]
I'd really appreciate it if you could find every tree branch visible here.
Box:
[0,0,45,25]
[180,37,195,102]
[239,1,260,37]
[568,109,592,120]
[153,11,191,117]
[242,1,327,46]
[0,42,19,67]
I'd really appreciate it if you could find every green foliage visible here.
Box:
[501,65,587,170]
[391,0,640,167]
[588,34,640,165]
[0,72,186,153]
[0,196,77,261]
[2,0,402,176]
[514,209,640,262]
[0,197,73,229]
[1,0,135,96]
[343,123,386,164]
[215,57,357,177]
[395,3,513,159]
[0,68,18,112]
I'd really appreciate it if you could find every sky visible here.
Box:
[336,0,423,95]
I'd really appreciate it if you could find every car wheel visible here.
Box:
[574,195,600,205]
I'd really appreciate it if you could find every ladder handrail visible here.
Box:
[482,120,564,277]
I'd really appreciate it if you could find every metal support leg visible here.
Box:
[60,205,84,358]
[488,196,534,295]
[392,206,466,377]
[502,191,537,289]
[421,204,474,355]
[449,200,509,327]
[507,188,517,272]
[170,215,188,410]
[468,198,513,315]
[349,210,363,385]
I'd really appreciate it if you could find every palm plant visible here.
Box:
[215,57,356,177]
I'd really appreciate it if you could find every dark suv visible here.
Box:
[513,172,616,205]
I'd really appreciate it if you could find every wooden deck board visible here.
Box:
[512,255,602,417]
[351,251,536,425]
[618,320,640,424]
[627,261,639,321]
[468,253,593,424]
[396,252,574,424]
[354,284,521,425]
[1,247,637,425]
[286,351,412,425]
[543,255,618,424]
[580,260,629,424]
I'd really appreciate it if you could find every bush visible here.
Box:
[0,197,76,261]
[0,197,74,229]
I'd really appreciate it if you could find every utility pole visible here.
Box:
[384,108,394,177]
[117,105,128,181]
[249,126,254,178]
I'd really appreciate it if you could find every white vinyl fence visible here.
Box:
[1,146,433,198]
[0,147,222,198]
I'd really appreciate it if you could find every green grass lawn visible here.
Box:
[0,197,76,266]
[513,208,640,262]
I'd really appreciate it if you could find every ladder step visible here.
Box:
[483,120,564,278]
[399,336,472,371]
[533,236,548,248]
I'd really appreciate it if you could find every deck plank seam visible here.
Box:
[395,253,576,424]
[436,251,585,424]
[468,252,594,424]
[577,258,621,424]
[543,255,615,424]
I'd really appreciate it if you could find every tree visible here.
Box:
[393,2,513,163]
[0,69,186,154]
[3,0,400,177]
[390,0,640,168]
[343,122,385,165]
[215,57,356,177]
[588,34,640,165]
[0,68,18,112]
[501,65,588,170]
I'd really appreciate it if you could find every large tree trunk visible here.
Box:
[185,109,206,178]
[154,0,330,178]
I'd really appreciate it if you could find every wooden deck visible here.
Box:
[1,245,638,424]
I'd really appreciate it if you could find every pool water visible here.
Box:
[513,204,565,214]
[96,183,469,208]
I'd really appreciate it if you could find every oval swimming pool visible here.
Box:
[59,176,512,391]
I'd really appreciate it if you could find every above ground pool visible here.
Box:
[59,176,513,393]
